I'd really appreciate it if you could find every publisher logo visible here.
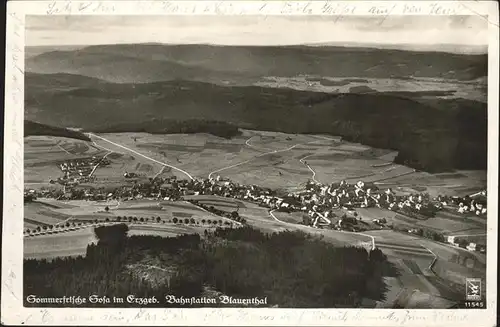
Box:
[466,278,481,301]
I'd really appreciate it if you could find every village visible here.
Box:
[24,160,488,253]
[47,156,112,188]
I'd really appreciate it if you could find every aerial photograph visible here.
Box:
[23,15,488,309]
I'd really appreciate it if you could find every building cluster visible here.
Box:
[27,167,487,234]
[436,191,487,216]
[446,235,486,253]
[51,156,110,186]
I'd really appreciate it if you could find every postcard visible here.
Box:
[2,1,499,326]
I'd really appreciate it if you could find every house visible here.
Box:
[466,242,477,252]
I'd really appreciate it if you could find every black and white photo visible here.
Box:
[2,1,499,326]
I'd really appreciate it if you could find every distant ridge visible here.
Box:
[302,42,488,55]
[25,43,487,84]
[26,41,488,55]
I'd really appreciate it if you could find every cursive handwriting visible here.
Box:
[2,306,479,325]
[39,0,497,24]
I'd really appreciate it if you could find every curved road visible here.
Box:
[88,144,116,177]
[419,244,438,270]
[88,133,194,180]
[299,154,319,184]
[209,136,336,180]
[245,136,272,152]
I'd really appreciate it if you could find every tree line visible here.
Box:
[91,119,242,139]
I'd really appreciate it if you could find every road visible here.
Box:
[208,142,302,179]
[245,136,271,152]
[269,209,376,250]
[88,148,114,177]
[420,244,438,271]
[153,166,166,179]
[299,154,319,184]
[244,136,256,148]
[209,136,336,180]
[88,133,194,180]
[57,142,72,155]
[89,139,141,177]
[295,135,340,185]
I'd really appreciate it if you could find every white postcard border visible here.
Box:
[3,1,499,326]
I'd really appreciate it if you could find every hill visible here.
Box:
[24,120,91,141]
[26,44,487,84]
[25,72,487,173]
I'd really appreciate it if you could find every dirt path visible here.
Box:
[209,135,336,180]
[88,133,194,180]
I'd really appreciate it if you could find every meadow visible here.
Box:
[24,228,98,260]
[27,131,485,199]
[89,130,484,197]
[23,197,238,259]
[26,131,487,253]
[24,136,102,186]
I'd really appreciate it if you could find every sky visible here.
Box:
[26,15,488,51]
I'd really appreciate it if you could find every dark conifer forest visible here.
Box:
[24,225,395,308]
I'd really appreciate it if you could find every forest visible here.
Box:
[24,224,395,308]
[24,120,91,141]
[90,119,241,139]
[27,70,487,172]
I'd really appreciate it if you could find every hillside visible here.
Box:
[25,120,91,141]
[25,72,487,172]
[26,44,487,84]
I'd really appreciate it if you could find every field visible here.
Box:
[363,229,486,305]
[353,207,486,236]
[271,211,305,224]
[25,131,487,241]
[24,136,105,187]
[23,197,231,260]
[26,132,485,198]
[24,135,168,190]
[86,130,486,197]
[23,197,237,259]
[23,222,218,260]
[257,75,486,102]
[24,201,72,227]
[25,130,487,251]
[374,170,487,198]
[24,228,98,260]
[25,198,237,227]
